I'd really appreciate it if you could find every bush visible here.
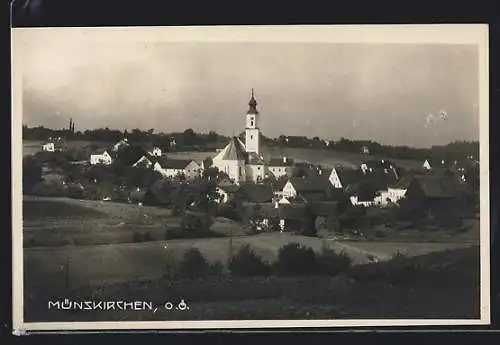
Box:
[317,246,352,276]
[133,231,152,242]
[178,248,211,278]
[273,242,319,276]
[228,245,271,277]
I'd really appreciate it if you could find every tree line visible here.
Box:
[22,125,479,161]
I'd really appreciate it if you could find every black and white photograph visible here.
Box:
[11,25,490,331]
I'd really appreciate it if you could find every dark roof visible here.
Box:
[309,201,339,216]
[299,192,329,202]
[115,145,148,166]
[240,202,279,219]
[410,176,463,198]
[237,184,274,203]
[269,157,294,167]
[217,184,239,194]
[279,204,307,220]
[165,159,194,169]
[389,175,414,189]
[220,137,247,161]
[246,152,266,165]
[334,167,365,188]
[287,177,328,193]
[91,148,110,155]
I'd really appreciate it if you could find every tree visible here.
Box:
[228,245,271,276]
[274,243,319,275]
[178,248,211,278]
[23,156,42,193]
[301,203,317,236]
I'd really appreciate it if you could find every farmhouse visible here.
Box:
[320,166,364,190]
[385,175,414,204]
[215,184,239,204]
[41,138,65,152]
[132,154,157,169]
[114,145,148,166]
[282,177,329,200]
[278,204,306,232]
[268,157,294,179]
[154,158,201,179]
[112,138,130,152]
[90,149,114,165]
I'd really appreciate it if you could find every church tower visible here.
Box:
[245,88,260,155]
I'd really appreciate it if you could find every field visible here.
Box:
[23,197,474,291]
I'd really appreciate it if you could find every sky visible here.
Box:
[17,29,480,147]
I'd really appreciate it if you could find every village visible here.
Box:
[23,91,480,241]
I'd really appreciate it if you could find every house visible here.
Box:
[422,158,450,170]
[361,145,370,155]
[278,204,307,232]
[404,175,466,220]
[268,157,294,179]
[41,138,65,152]
[321,166,365,190]
[238,201,279,231]
[132,154,158,169]
[282,177,329,200]
[215,184,239,204]
[153,158,201,179]
[114,145,148,166]
[90,149,114,165]
[112,138,130,152]
[384,175,414,205]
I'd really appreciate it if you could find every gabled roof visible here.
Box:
[299,192,329,202]
[237,183,274,203]
[287,177,329,193]
[246,152,266,165]
[91,148,109,155]
[165,159,194,170]
[268,157,295,167]
[410,176,463,198]
[389,175,414,189]
[219,137,247,161]
[334,167,365,187]
[115,145,148,166]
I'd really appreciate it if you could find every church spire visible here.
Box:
[247,88,258,114]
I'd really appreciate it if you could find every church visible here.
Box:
[211,89,268,184]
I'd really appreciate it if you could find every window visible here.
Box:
[250,121,254,127]
[250,135,253,139]
[258,166,261,170]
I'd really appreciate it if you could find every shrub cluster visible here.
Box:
[168,242,353,278]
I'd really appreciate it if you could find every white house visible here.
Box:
[151,147,162,157]
[268,157,294,179]
[282,177,326,199]
[42,142,55,152]
[90,149,113,165]
[214,184,239,204]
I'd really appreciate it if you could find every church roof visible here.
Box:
[220,137,247,161]
[247,88,259,115]
[246,152,266,165]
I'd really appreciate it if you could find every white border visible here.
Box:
[11,24,490,332]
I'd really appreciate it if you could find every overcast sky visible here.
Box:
[18,31,479,147]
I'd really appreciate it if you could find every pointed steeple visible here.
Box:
[247,88,258,114]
